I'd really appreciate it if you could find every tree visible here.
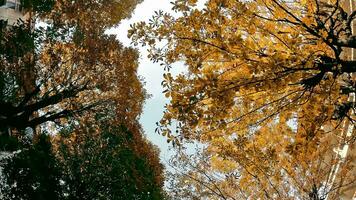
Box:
[0,0,145,133]
[0,134,63,200]
[130,0,355,198]
[166,143,353,199]
[0,0,167,199]
[165,149,235,200]
[0,120,166,200]
[55,119,165,200]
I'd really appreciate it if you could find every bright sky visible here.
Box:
[108,0,206,163]
[107,0,184,162]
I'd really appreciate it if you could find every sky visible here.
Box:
[107,0,185,162]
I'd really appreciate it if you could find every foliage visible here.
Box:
[20,0,56,13]
[55,120,165,200]
[0,122,166,200]
[0,134,63,200]
[130,0,356,198]
[0,0,145,132]
[0,0,166,200]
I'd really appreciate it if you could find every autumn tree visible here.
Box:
[0,118,166,200]
[165,148,234,200]
[0,0,144,134]
[54,118,165,200]
[130,0,355,198]
[0,0,167,199]
[0,134,63,200]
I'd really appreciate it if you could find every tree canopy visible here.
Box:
[0,0,166,199]
[0,0,145,132]
[0,121,165,200]
[130,0,355,198]
[56,121,165,200]
[1,0,355,198]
